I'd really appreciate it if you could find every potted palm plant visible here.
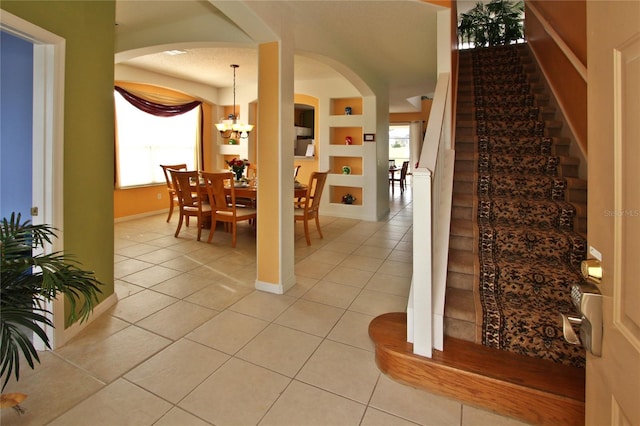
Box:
[0,213,102,413]
[458,0,524,48]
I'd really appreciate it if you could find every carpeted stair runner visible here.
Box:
[471,45,587,368]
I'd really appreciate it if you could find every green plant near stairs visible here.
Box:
[458,0,525,48]
[0,213,102,403]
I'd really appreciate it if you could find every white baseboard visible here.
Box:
[114,209,167,223]
[57,292,118,348]
[255,280,284,294]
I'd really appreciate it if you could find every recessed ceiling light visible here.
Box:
[164,50,186,56]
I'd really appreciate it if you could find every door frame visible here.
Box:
[1,11,66,349]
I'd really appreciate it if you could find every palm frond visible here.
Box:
[0,307,51,391]
[1,212,103,390]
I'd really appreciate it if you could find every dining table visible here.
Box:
[194,177,308,201]
[194,182,308,231]
[227,183,308,200]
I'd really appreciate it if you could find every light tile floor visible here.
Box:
[1,189,529,426]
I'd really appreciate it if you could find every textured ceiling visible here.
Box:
[115,0,448,112]
[120,47,341,89]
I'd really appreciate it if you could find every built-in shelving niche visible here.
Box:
[330,186,363,206]
[294,103,315,158]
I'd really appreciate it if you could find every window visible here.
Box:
[389,124,410,165]
[114,88,201,188]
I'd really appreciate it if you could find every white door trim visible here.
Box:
[1,11,66,349]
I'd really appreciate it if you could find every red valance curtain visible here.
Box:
[114,86,201,116]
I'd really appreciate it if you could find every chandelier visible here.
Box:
[215,64,254,139]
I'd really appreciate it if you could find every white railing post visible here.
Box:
[408,72,453,357]
[409,169,433,357]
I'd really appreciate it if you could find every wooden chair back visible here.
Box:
[170,169,201,209]
[201,171,256,247]
[294,171,328,245]
[159,164,188,222]
[161,163,187,191]
[302,171,328,215]
[246,164,258,181]
[400,161,410,179]
[201,172,235,213]
[169,169,211,241]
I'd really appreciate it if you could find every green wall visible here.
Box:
[1,1,116,323]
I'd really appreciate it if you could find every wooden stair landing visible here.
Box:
[369,312,585,425]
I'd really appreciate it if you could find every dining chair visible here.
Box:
[390,161,410,193]
[246,163,258,181]
[294,165,301,180]
[238,164,258,208]
[170,169,212,241]
[160,163,187,222]
[294,171,328,245]
[399,160,410,192]
[201,171,257,248]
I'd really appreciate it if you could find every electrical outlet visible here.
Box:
[157,193,162,200]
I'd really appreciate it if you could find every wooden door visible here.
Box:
[586,2,640,425]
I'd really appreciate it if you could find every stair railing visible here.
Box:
[407,72,455,357]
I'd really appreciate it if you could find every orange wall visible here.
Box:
[526,1,587,153]
[527,1,586,66]
[114,82,214,219]
[422,0,451,7]
[114,185,166,219]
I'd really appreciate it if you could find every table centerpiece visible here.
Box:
[226,158,250,182]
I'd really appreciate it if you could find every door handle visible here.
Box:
[560,314,582,345]
[561,280,603,357]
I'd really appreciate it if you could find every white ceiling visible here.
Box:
[115,0,450,112]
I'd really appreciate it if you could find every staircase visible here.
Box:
[370,43,587,425]
[445,44,588,368]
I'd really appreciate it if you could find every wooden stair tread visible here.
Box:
[455,151,475,161]
[565,176,588,188]
[370,312,585,426]
[448,248,474,263]
[453,171,475,182]
[452,192,474,206]
[450,219,473,237]
[560,156,580,165]
[445,288,475,322]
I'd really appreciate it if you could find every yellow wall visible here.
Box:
[113,82,214,219]
[256,41,282,285]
